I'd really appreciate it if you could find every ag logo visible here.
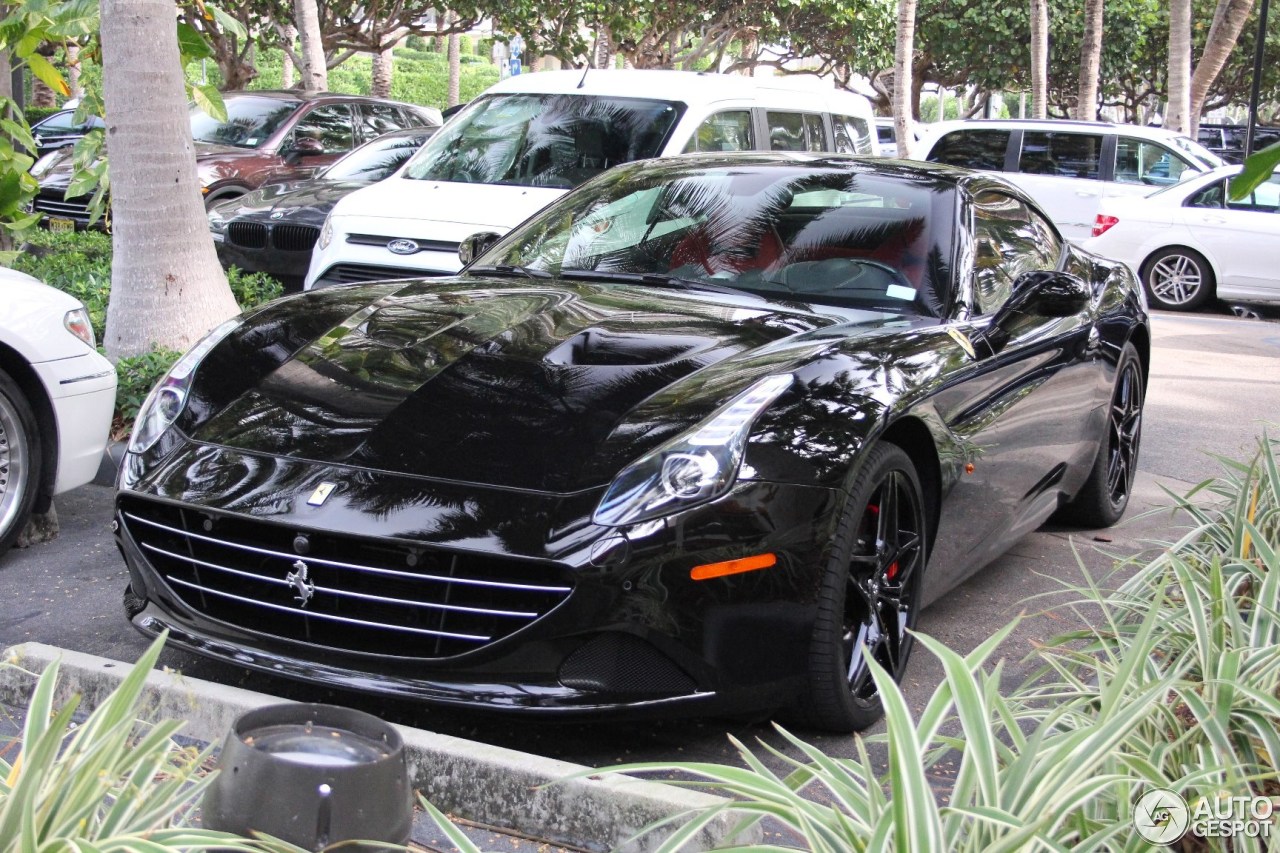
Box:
[1133,788,1189,844]
[387,238,419,255]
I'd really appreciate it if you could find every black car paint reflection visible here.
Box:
[116,155,1149,729]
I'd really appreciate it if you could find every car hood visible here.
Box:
[194,141,261,160]
[188,278,900,493]
[331,177,566,233]
[219,180,369,225]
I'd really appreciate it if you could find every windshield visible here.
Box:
[324,131,431,181]
[403,93,683,189]
[476,161,957,316]
[1170,134,1225,169]
[190,96,300,149]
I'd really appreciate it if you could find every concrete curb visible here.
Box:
[0,643,755,852]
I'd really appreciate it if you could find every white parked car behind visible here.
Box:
[917,119,1224,240]
[1081,165,1280,312]
[305,69,877,290]
[0,269,116,553]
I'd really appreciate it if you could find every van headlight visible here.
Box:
[129,318,241,454]
[593,375,793,526]
[318,213,335,250]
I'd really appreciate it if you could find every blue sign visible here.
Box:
[510,58,521,76]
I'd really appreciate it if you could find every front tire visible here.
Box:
[1142,247,1215,311]
[798,443,928,732]
[0,369,42,555]
[1058,343,1144,528]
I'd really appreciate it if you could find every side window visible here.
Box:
[1187,180,1225,208]
[927,129,1010,170]
[1226,172,1280,212]
[1115,137,1194,186]
[682,111,754,153]
[971,191,1061,315]
[359,104,407,141]
[1018,131,1103,178]
[767,112,824,152]
[289,104,355,153]
[833,115,873,154]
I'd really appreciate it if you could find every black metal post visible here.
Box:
[9,66,21,111]
[1244,0,1272,159]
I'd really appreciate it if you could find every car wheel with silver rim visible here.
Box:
[1142,246,1215,311]
[0,370,41,554]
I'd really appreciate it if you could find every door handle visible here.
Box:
[1075,190,1099,198]
[1202,215,1228,224]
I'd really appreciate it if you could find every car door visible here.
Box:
[1004,129,1107,241]
[927,190,1102,590]
[1182,173,1280,301]
[271,103,357,183]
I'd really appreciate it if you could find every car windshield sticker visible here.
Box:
[947,327,977,359]
[886,284,917,301]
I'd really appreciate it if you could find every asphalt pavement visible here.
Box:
[3,309,1279,785]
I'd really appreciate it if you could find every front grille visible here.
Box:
[227,221,268,249]
[120,496,573,659]
[314,264,440,288]
[272,224,320,252]
[346,233,461,253]
[33,191,91,220]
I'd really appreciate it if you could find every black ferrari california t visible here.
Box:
[115,154,1148,731]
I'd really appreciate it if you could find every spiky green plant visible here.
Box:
[0,633,310,852]
[546,432,1280,851]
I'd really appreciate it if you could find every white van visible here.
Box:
[305,70,876,289]
[917,119,1224,241]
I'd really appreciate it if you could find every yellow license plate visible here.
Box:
[47,217,75,233]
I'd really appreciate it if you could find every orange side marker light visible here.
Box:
[690,553,777,581]
[965,463,976,474]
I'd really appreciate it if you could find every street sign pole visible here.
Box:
[1244,0,1271,159]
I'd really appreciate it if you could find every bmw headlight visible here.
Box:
[318,212,334,250]
[129,318,241,454]
[593,374,793,527]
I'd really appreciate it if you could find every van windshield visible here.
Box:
[403,93,683,189]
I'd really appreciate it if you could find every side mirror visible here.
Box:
[458,231,502,266]
[977,270,1090,355]
[284,137,325,165]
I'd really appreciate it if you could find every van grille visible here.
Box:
[120,496,573,659]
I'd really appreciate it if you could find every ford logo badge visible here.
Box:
[387,238,419,256]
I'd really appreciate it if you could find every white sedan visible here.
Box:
[0,268,116,553]
[1081,165,1280,311]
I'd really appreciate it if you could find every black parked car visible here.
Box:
[1197,123,1280,164]
[115,155,1148,732]
[210,127,436,291]
[30,108,105,161]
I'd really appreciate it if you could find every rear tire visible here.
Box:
[0,369,42,555]
[1142,247,1214,311]
[796,443,928,732]
[1058,343,1144,528]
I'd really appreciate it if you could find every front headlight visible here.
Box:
[593,374,793,527]
[318,213,334,250]
[30,150,61,179]
[129,318,241,454]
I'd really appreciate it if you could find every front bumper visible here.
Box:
[33,350,116,494]
[116,442,841,716]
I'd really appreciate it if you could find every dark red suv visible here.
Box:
[33,90,440,229]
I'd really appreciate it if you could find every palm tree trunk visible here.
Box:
[281,24,297,88]
[294,0,327,93]
[1075,0,1104,120]
[66,41,82,98]
[1189,0,1255,135]
[447,14,460,107]
[100,0,239,360]
[1166,0,1192,133]
[894,0,917,157]
[1030,0,1049,119]
[372,46,393,98]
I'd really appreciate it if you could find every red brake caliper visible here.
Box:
[868,503,899,581]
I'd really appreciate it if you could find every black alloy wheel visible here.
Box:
[800,443,927,732]
[1057,342,1144,528]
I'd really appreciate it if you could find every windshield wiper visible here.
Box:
[469,264,555,279]
[557,269,749,296]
